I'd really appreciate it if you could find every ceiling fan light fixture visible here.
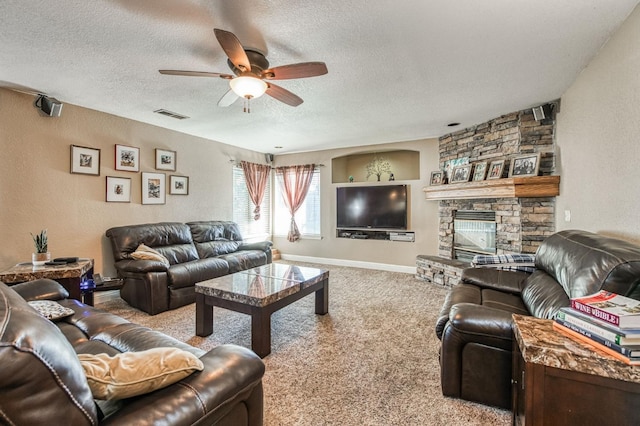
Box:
[229,75,268,99]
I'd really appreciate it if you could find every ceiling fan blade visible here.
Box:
[262,62,328,80]
[218,89,239,107]
[159,70,233,79]
[214,28,251,72]
[265,83,303,107]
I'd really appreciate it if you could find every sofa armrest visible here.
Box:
[10,278,69,301]
[114,259,169,274]
[461,267,529,295]
[101,345,265,425]
[239,241,273,252]
[446,303,515,342]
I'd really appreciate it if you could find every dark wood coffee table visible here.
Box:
[195,263,329,358]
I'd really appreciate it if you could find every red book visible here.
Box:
[571,290,640,329]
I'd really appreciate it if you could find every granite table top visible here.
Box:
[0,258,94,283]
[196,264,329,308]
[513,314,640,384]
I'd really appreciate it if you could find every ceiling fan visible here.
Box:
[159,28,328,112]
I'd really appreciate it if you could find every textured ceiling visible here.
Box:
[1,1,638,154]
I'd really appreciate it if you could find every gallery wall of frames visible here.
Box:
[70,144,189,204]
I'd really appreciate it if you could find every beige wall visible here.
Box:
[0,89,264,276]
[272,140,440,269]
[555,4,640,244]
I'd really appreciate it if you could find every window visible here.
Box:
[274,168,321,238]
[232,166,271,241]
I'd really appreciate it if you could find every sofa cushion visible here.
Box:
[0,282,98,425]
[188,221,244,258]
[78,348,204,400]
[219,250,269,273]
[167,258,230,289]
[535,230,640,299]
[106,222,199,264]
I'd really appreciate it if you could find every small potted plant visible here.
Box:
[31,229,51,266]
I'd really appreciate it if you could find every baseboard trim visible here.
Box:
[280,254,417,274]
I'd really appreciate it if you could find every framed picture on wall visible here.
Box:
[141,172,166,204]
[472,161,488,181]
[70,145,100,175]
[105,176,131,202]
[115,144,140,172]
[169,175,189,195]
[155,149,176,171]
[487,159,505,179]
[450,164,472,183]
[509,153,541,177]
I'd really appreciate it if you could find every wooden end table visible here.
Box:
[0,259,94,304]
[195,263,329,358]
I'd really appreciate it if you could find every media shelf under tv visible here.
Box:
[336,229,415,242]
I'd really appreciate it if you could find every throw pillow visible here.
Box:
[28,300,75,321]
[78,347,204,400]
[130,243,170,267]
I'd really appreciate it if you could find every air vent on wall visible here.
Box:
[153,109,190,120]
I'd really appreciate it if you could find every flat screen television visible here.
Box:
[336,184,408,230]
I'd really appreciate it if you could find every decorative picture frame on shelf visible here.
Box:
[70,145,100,175]
[169,175,189,195]
[105,176,131,202]
[450,164,472,183]
[429,171,444,185]
[114,144,140,172]
[155,149,176,171]
[487,159,505,180]
[141,172,166,205]
[472,161,488,181]
[443,157,469,181]
[509,153,541,177]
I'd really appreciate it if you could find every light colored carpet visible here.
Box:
[97,262,510,426]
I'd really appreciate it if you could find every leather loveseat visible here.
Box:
[0,278,264,425]
[106,221,272,315]
[435,230,640,408]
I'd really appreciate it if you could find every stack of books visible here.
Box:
[553,290,640,365]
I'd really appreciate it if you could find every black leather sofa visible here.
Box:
[435,230,640,408]
[106,221,272,315]
[0,278,264,425]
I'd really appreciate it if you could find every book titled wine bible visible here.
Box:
[571,290,640,329]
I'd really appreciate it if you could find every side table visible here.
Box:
[512,314,640,426]
[80,279,124,306]
[0,259,94,304]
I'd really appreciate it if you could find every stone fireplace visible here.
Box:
[416,103,558,286]
[436,104,558,259]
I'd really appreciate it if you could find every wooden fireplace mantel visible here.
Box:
[423,175,560,200]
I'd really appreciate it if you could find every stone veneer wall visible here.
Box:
[438,104,558,259]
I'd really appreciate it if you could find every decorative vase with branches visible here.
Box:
[365,155,392,182]
[31,229,50,266]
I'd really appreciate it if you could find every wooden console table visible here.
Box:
[0,259,94,304]
[512,315,640,426]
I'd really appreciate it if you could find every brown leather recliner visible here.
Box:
[435,230,640,408]
[0,279,265,425]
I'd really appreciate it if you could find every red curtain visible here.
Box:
[275,164,316,242]
[240,161,271,220]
